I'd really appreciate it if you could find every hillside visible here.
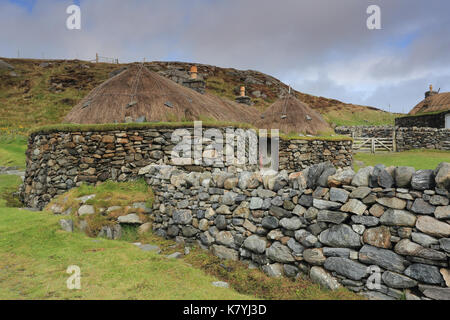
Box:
[0,57,397,131]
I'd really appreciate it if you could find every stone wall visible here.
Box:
[22,125,352,209]
[335,125,450,151]
[138,162,450,300]
[396,127,450,151]
[335,126,395,139]
[395,111,449,129]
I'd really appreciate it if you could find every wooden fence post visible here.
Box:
[392,129,397,152]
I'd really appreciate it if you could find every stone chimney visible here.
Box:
[240,86,246,97]
[182,65,205,94]
[190,65,198,80]
[425,84,437,99]
[235,85,251,105]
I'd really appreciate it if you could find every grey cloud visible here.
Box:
[0,0,449,113]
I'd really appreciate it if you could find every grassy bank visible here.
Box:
[354,149,450,171]
[0,208,254,300]
[0,135,27,169]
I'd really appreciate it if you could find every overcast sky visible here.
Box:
[1,0,449,113]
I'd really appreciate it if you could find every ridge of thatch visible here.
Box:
[409,92,450,115]
[253,95,332,135]
[64,64,259,124]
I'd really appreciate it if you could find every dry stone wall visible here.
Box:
[21,126,352,209]
[141,162,450,300]
[335,126,450,151]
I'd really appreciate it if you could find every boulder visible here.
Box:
[435,206,450,220]
[310,266,341,290]
[349,187,371,200]
[173,210,193,225]
[78,205,95,216]
[313,199,341,210]
[261,216,279,229]
[416,216,450,238]
[411,198,435,215]
[411,232,439,248]
[327,168,355,187]
[381,271,418,289]
[318,224,361,248]
[359,245,409,273]
[59,219,73,232]
[404,264,444,285]
[266,242,295,263]
[379,209,416,227]
[363,226,391,249]
[395,166,415,188]
[340,199,367,215]
[279,217,303,230]
[215,231,234,247]
[212,245,239,261]
[0,59,14,70]
[411,170,435,191]
[303,248,326,265]
[262,263,284,277]
[352,166,373,187]
[317,210,348,224]
[435,162,450,191]
[376,197,406,210]
[243,235,267,254]
[394,239,447,261]
[329,188,350,203]
[323,257,369,281]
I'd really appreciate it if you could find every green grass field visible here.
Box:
[0,135,27,168]
[354,149,450,171]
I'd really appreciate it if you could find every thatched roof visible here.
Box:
[253,96,331,135]
[409,92,450,115]
[64,64,259,124]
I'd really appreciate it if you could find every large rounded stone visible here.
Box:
[363,226,391,249]
[382,271,418,289]
[380,209,416,227]
[266,242,295,263]
[261,216,279,229]
[243,235,267,254]
[279,217,303,230]
[411,170,435,191]
[359,245,409,273]
[173,209,193,225]
[394,239,447,261]
[395,166,415,188]
[435,162,450,190]
[215,231,234,247]
[376,197,406,210]
[212,245,238,261]
[416,216,450,238]
[303,248,326,265]
[323,257,368,281]
[404,264,444,285]
[352,166,373,187]
[310,266,341,290]
[318,224,361,249]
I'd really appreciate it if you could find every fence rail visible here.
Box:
[353,137,395,153]
[88,53,119,64]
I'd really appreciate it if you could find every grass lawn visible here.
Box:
[0,135,27,169]
[0,207,255,300]
[354,149,450,171]
[0,175,361,300]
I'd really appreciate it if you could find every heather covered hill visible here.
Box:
[0,57,396,130]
